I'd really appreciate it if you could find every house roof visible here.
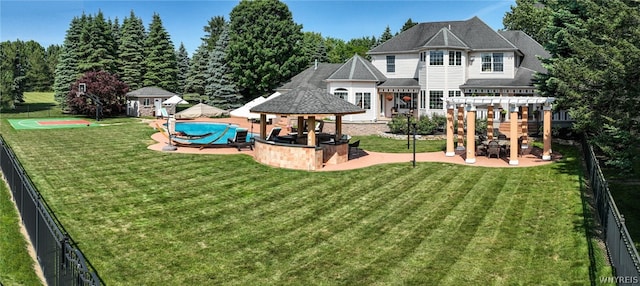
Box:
[126,86,176,98]
[378,78,419,88]
[460,68,537,89]
[369,16,517,54]
[498,30,550,73]
[326,54,387,82]
[250,85,366,116]
[276,63,342,91]
[423,28,469,49]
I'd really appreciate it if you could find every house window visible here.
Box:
[333,88,348,100]
[419,52,426,62]
[420,90,426,108]
[448,90,461,97]
[355,92,371,109]
[482,53,504,72]
[143,98,151,106]
[430,51,443,65]
[449,51,462,66]
[429,90,443,109]
[386,56,395,72]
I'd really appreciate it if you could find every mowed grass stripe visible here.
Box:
[0,114,598,285]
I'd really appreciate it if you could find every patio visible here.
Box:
[147,117,559,171]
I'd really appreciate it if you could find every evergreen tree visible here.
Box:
[184,44,209,95]
[503,0,553,44]
[176,43,190,93]
[300,32,328,65]
[400,18,418,33]
[536,0,640,170]
[205,24,242,109]
[377,25,393,45]
[0,41,27,109]
[228,0,306,98]
[118,10,146,90]
[143,13,178,92]
[78,11,117,73]
[202,16,226,51]
[45,44,61,90]
[24,41,51,91]
[53,15,87,105]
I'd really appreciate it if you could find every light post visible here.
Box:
[412,122,417,168]
[404,111,412,149]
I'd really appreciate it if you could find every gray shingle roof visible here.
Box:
[378,78,419,88]
[250,86,365,115]
[460,68,536,89]
[369,17,516,54]
[423,28,469,49]
[276,63,342,91]
[498,30,550,73]
[126,86,176,98]
[327,54,387,82]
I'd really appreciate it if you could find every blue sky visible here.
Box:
[1,0,515,56]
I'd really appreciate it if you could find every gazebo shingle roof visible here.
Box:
[250,86,365,115]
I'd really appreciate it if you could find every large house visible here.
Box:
[282,16,567,125]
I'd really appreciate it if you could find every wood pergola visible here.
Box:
[445,96,555,165]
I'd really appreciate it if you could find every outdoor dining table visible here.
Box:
[482,139,510,147]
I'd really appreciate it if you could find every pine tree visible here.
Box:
[45,44,61,90]
[143,13,178,92]
[24,41,51,91]
[205,24,241,109]
[184,44,209,95]
[228,0,306,98]
[78,11,117,73]
[377,25,393,46]
[202,16,226,51]
[300,32,328,66]
[118,10,146,90]
[53,15,87,105]
[0,41,27,109]
[176,43,190,94]
[400,18,417,33]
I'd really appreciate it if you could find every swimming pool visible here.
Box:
[169,122,254,145]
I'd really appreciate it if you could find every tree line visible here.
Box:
[1,0,417,112]
[504,0,640,171]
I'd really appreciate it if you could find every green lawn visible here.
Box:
[0,183,43,286]
[0,92,610,285]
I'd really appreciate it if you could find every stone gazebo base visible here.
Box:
[253,138,349,171]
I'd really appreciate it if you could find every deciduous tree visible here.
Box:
[66,70,129,117]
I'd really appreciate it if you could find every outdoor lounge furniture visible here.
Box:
[265,127,282,141]
[227,128,253,151]
[486,140,501,158]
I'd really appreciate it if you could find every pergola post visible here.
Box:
[465,104,477,164]
[521,105,529,152]
[445,104,455,157]
[307,116,316,146]
[509,104,519,165]
[487,104,494,140]
[260,114,267,139]
[456,105,465,151]
[543,104,552,160]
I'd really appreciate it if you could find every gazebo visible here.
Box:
[445,96,555,165]
[249,86,365,170]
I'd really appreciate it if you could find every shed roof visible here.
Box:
[126,86,176,98]
[250,86,365,116]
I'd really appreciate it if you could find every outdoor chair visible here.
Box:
[476,141,486,156]
[486,140,501,158]
[348,140,360,154]
[498,134,508,140]
[265,127,282,141]
[227,128,253,151]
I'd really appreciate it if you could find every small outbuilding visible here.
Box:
[126,87,177,117]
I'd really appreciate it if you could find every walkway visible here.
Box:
[147,117,559,171]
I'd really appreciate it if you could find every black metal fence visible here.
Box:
[583,138,640,284]
[0,135,101,285]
